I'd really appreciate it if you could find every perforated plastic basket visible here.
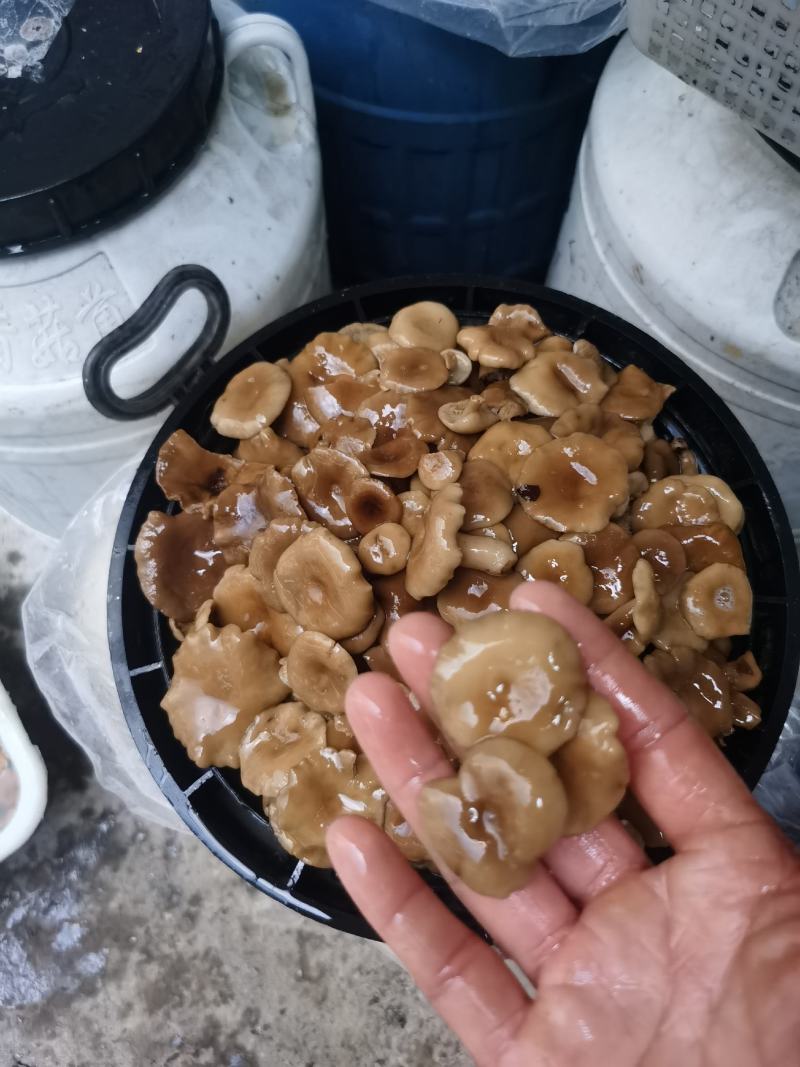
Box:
[628,0,800,155]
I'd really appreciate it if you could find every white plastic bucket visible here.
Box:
[548,35,800,544]
[0,5,327,536]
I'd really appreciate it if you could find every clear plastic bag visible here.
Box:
[367,0,626,56]
[22,460,184,831]
[755,696,800,847]
[0,0,75,78]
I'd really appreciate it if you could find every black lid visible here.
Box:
[0,0,224,256]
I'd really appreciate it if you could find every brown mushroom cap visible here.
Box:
[603,600,646,656]
[162,623,289,768]
[235,427,305,470]
[503,504,554,556]
[361,430,429,479]
[429,611,588,756]
[372,571,424,633]
[210,564,272,637]
[509,348,609,416]
[645,648,734,737]
[340,605,386,654]
[357,522,411,575]
[265,607,305,657]
[305,374,379,425]
[362,643,403,681]
[441,347,473,385]
[731,691,761,729]
[632,475,726,530]
[601,364,675,422]
[405,483,465,600]
[724,651,762,692]
[291,447,368,539]
[345,477,402,534]
[550,402,603,438]
[480,379,528,420]
[459,458,514,530]
[680,476,744,534]
[156,430,242,510]
[468,422,551,484]
[652,574,709,653]
[419,737,568,897]
[553,693,629,836]
[274,527,375,639]
[286,631,358,713]
[388,301,459,350]
[379,346,450,393]
[515,539,593,606]
[679,562,753,639]
[318,414,376,458]
[398,490,430,538]
[267,750,386,866]
[249,518,317,609]
[457,325,533,370]
[632,528,687,593]
[642,438,680,482]
[418,449,464,491]
[384,799,430,864]
[563,524,639,616]
[661,522,745,572]
[212,482,272,565]
[437,395,499,434]
[488,303,550,341]
[135,510,227,623]
[239,703,327,799]
[339,321,388,343]
[516,433,629,534]
[456,533,517,575]
[405,386,477,451]
[436,569,524,626]
[210,361,292,439]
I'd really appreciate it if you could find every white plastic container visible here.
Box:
[0,6,327,536]
[0,680,47,862]
[548,34,800,545]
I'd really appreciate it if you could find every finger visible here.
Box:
[543,817,649,904]
[346,671,578,979]
[328,816,530,1067]
[391,614,650,901]
[510,581,770,850]
[388,612,452,715]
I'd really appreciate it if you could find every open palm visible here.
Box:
[327,582,800,1067]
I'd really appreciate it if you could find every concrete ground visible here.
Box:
[0,515,471,1067]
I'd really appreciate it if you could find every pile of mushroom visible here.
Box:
[135,300,761,875]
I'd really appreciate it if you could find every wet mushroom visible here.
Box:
[156,430,242,510]
[361,430,429,479]
[419,737,568,897]
[459,459,514,530]
[631,558,662,642]
[724,651,762,692]
[563,523,639,615]
[161,623,289,767]
[429,611,588,755]
[603,600,646,656]
[731,692,761,729]
[436,569,524,626]
[441,348,473,386]
[212,483,270,565]
[274,527,375,639]
[265,607,304,657]
[515,539,593,606]
[398,490,430,538]
[642,439,680,483]
[345,477,402,534]
[509,348,609,416]
[305,375,379,426]
[291,447,369,539]
[652,574,709,653]
[210,564,272,637]
[679,562,753,639]
[457,325,534,370]
[516,433,629,534]
[503,504,554,556]
[239,703,327,799]
[632,528,687,594]
[456,533,517,574]
[286,631,358,714]
[357,522,411,575]
[236,426,305,470]
[249,518,317,609]
[631,475,725,530]
[468,422,551,484]
[661,522,745,572]
[384,800,430,864]
[372,571,424,634]
[388,301,459,350]
[135,510,227,623]
[680,475,744,534]
[405,483,465,599]
[211,361,292,439]
[418,449,463,491]
[488,303,549,341]
[645,648,734,737]
[340,605,386,654]
[363,644,404,682]
[267,750,386,866]
[553,693,629,836]
[480,379,528,420]
[601,364,675,422]
[379,346,450,393]
[437,395,499,434]
[318,414,376,458]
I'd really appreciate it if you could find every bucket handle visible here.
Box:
[82,265,231,421]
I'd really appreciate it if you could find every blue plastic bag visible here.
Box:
[368,0,626,56]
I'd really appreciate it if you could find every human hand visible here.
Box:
[326,583,800,1067]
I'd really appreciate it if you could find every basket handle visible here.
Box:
[82,265,231,421]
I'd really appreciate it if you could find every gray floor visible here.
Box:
[0,523,471,1067]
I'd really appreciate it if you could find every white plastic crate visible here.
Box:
[628,0,800,154]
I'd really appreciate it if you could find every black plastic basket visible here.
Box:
[109,277,800,940]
